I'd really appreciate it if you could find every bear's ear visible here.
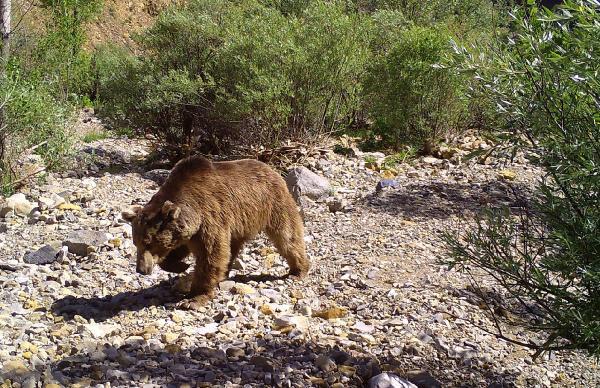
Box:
[162,200,181,220]
[122,205,143,222]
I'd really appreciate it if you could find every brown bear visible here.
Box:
[122,156,310,310]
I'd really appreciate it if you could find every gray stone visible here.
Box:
[376,180,399,192]
[368,373,418,388]
[422,156,442,166]
[38,194,65,211]
[23,245,59,265]
[354,321,375,334]
[219,280,236,293]
[285,167,331,202]
[191,347,227,361]
[83,322,119,339]
[315,355,336,372]
[327,198,346,213]
[226,347,246,358]
[250,355,276,372]
[22,376,37,388]
[203,371,216,382]
[406,371,442,388]
[63,230,109,256]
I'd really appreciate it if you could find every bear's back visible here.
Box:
[160,156,287,202]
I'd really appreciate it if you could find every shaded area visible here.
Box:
[230,273,290,284]
[34,337,517,387]
[47,278,519,387]
[364,180,533,220]
[69,143,169,179]
[51,278,185,322]
[51,273,290,323]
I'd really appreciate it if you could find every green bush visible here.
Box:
[20,0,103,100]
[363,25,466,151]
[445,0,600,356]
[97,0,282,156]
[0,70,74,189]
[0,0,101,190]
[97,0,370,158]
[284,1,370,138]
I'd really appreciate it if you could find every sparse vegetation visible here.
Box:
[82,130,108,143]
[0,0,101,190]
[363,25,466,152]
[445,0,600,357]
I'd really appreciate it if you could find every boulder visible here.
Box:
[285,167,331,202]
[63,230,109,256]
[23,245,60,265]
[0,193,34,217]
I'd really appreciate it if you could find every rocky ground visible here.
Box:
[0,119,599,387]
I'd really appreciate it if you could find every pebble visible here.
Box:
[315,355,336,372]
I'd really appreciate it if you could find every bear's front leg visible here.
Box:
[159,245,190,273]
[178,236,230,311]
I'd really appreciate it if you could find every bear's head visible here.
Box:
[122,200,185,275]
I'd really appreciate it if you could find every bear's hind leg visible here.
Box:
[178,235,230,310]
[266,222,309,279]
[228,238,246,271]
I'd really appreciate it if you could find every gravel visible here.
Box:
[0,130,598,387]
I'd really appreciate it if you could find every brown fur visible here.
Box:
[122,156,309,309]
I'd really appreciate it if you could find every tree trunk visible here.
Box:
[0,0,10,70]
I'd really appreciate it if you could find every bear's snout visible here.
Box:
[136,251,155,275]
[136,262,153,275]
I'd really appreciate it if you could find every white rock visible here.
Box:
[274,315,308,331]
[353,321,375,333]
[188,323,219,336]
[1,193,34,217]
[81,178,97,190]
[121,223,133,238]
[37,193,65,211]
[84,322,119,339]
[368,373,418,388]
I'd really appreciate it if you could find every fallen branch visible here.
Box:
[25,140,48,153]
[4,165,46,190]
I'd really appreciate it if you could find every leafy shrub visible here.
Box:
[97,0,370,159]
[284,1,371,138]
[351,0,506,31]
[32,0,103,99]
[0,0,101,190]
[0,70,74,189]
[363,25,466,152]
[445,0,600,356]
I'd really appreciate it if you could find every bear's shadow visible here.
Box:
[51,273,289,322]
